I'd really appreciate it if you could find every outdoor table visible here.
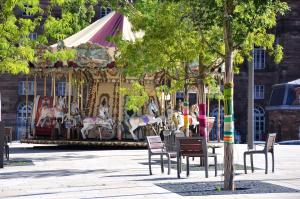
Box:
[207,141,223,154]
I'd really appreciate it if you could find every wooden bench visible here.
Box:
[176,137,217,178]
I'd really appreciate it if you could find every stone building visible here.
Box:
[226,0,300,142]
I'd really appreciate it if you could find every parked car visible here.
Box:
[278,140,300,145]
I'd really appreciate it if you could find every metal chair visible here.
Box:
[176,137,217,178]
[146,136,176,175]
[244,133,276,174]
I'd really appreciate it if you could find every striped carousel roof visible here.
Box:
[51,11,144,48]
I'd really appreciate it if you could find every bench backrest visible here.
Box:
[177,137,207,156]
[146,136,164,151]
[163,130,185,152]
[265,133,276,152]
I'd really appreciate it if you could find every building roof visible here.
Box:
[267,79,300,110]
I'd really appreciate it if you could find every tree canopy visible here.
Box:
[0,0,97,74]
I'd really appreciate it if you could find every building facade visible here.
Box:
[231,0,300,142]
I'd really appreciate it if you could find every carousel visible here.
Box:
[21,12,215,147]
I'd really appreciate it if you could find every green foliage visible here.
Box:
[44,48,77,63]
[187,0,289,66]
[44,0,97,41]
[120,82,149,112]
[207,82,224,100]
[111,1,201,85]
[0,0,97,75]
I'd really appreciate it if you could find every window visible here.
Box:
[16,102,33,139]
[100,7,111,18]
[253,47,265,70]
[254,106,265,141]
[29,32,37,40]
[57,82,66,96]
[22,4,33,16]
[18,81,34,95]
[254,85,264,99]
[210,106,224,141]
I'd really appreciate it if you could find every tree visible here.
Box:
[109,1,202,133]
[0,0,97,74]
[186,0,289,190]
[104,0,288,190]
[107,0,223,137]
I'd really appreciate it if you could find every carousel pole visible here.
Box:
[34,75,37,103]
[95,80,99,116]
[43,76,46,97]
[51,75,53,97]
[183,62,189,137]
[67,71,72,139]
[25,77,29,139]
[80,72,84,112]
[53,75,56,105]
[77,73,80,107]
[33,75,37,138]
[117,73,122,140]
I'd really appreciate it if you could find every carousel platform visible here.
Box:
[20,139,147,148]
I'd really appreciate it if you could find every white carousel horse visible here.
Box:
[126,99,162,141]
[172,111,199,131]
[172,104,215,134]
[36,96,67,127]
[81,105,114,139]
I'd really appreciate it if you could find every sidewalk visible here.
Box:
[0,143,299,199]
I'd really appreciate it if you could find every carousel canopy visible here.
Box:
[51,11,144,48]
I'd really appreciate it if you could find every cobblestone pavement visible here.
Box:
[0,143,300,199]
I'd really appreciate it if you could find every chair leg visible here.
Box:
[214,156,217,177]
[177,154,181,178]
[272,152,275,173]
[205,156,208,178]
[167,154,171,175]
[160,154,164,173]
[250,154,254,173]
[265,153,268,174]
[244,153,247,174]
[186,157,190,177]
[5,145,9,161]
[148,153,152,175]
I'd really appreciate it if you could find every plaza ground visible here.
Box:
[0,143,300,199]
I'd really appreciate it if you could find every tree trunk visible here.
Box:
[223,0,235,191]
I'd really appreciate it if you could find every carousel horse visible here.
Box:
[126,99,162,141]
[81,103,114,139]
[172,104,215,135]
[36,96,67,127]
[172,111,199,131]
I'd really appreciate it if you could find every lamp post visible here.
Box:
[0,92,3,168]
[248,54,254,149]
